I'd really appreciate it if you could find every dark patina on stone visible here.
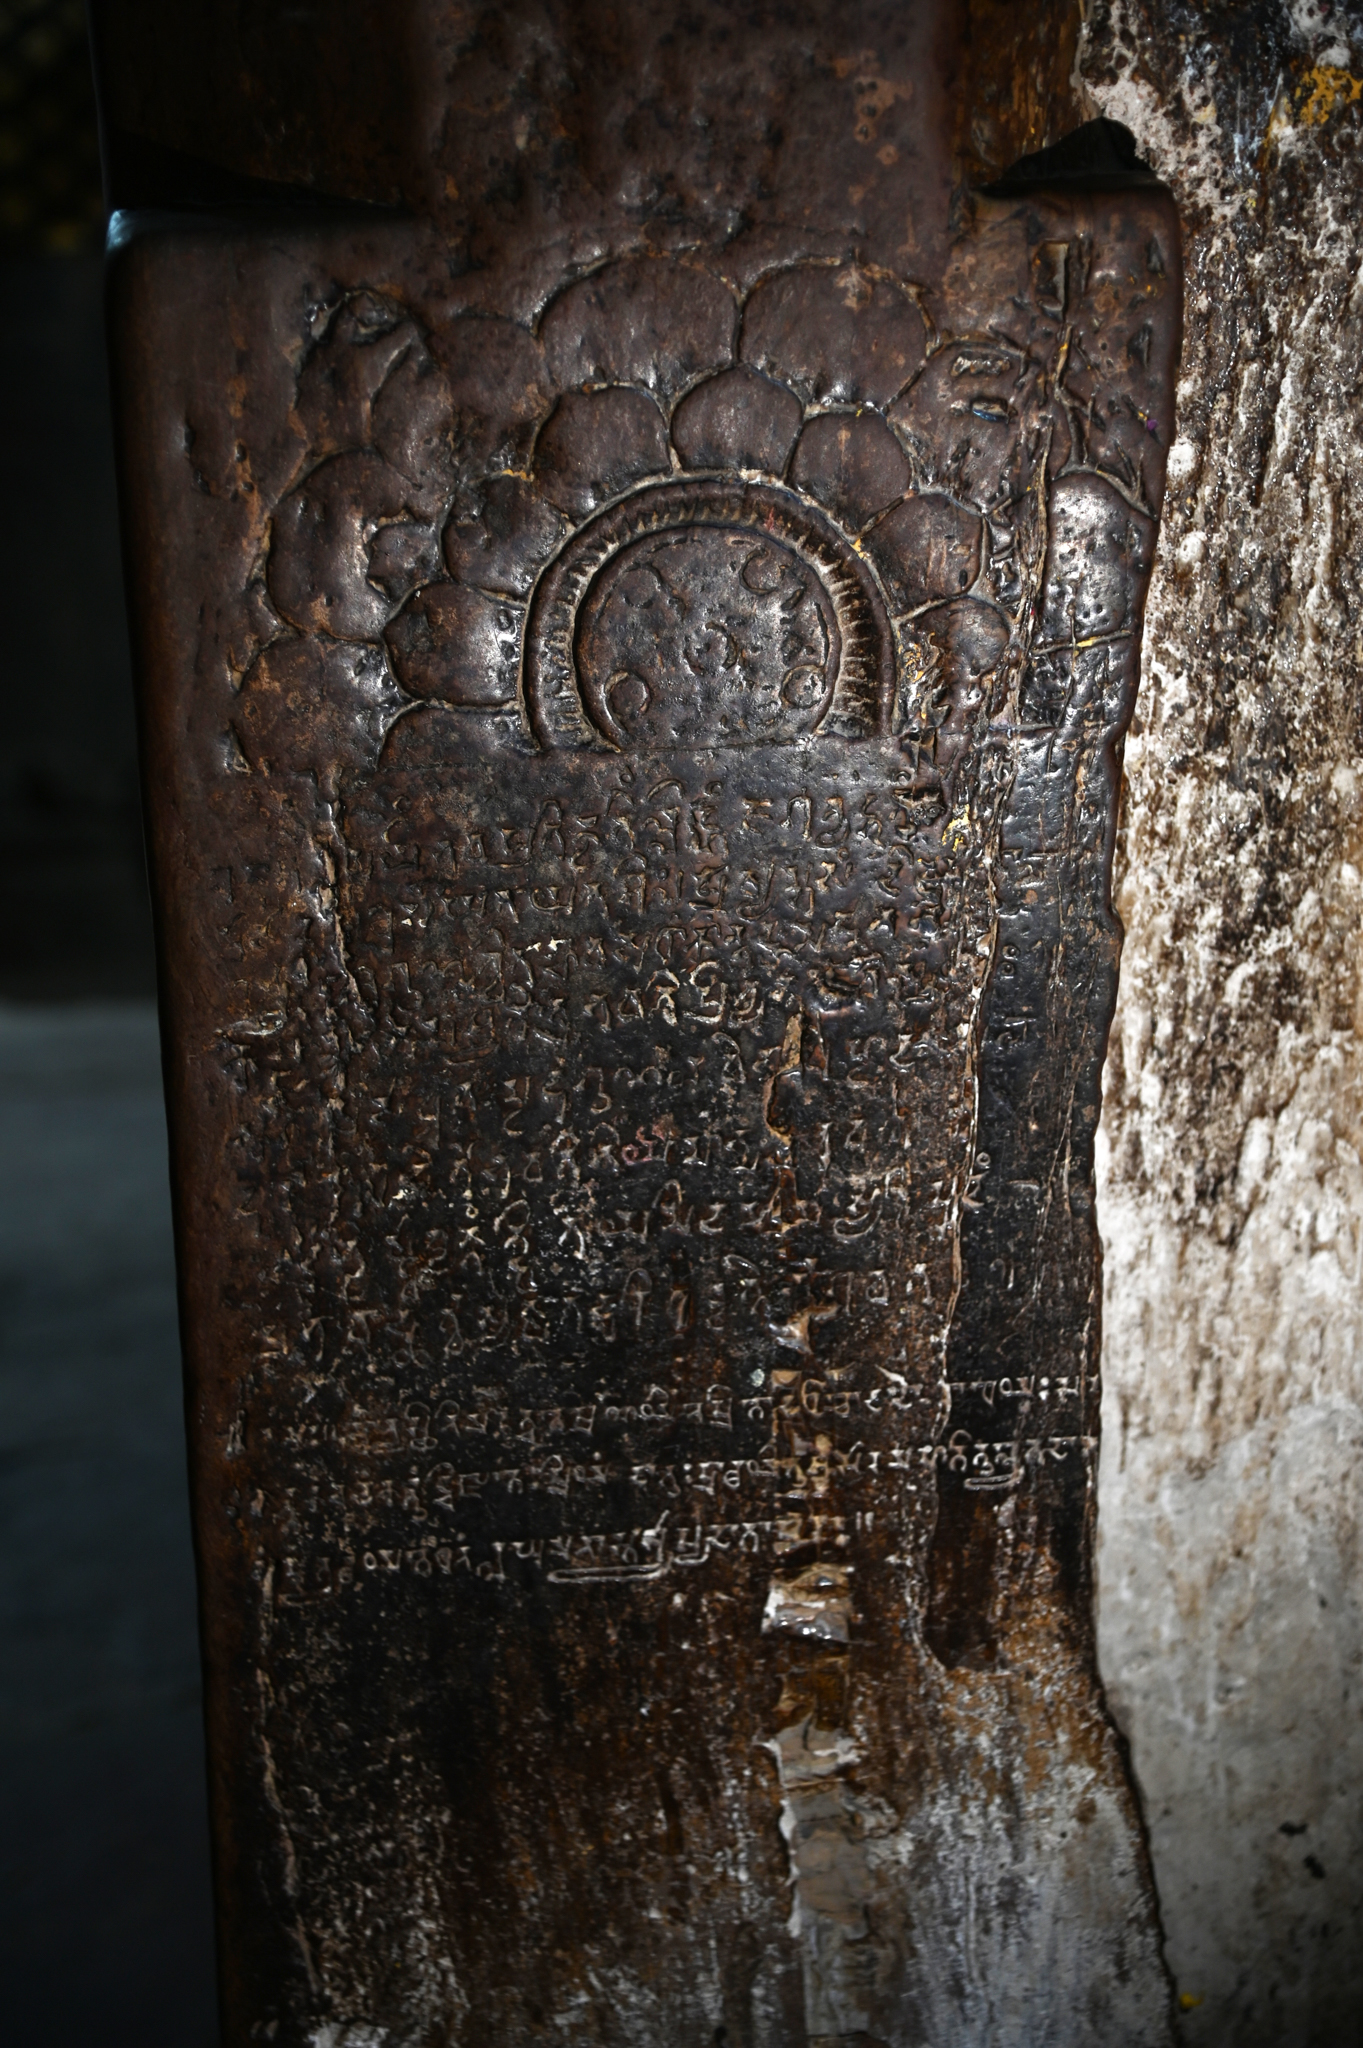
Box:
[100,5,1181,2041]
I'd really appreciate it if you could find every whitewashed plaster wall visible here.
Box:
[1080,5,1363,2042]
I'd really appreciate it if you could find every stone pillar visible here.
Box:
[95,4,1189,2040]
[1079,6,1363,2043]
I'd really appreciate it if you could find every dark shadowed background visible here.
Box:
[0,3,217,2040]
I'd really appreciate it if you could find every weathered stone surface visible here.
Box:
[888,341,1047,512]
[98,6,1184,2043]
[540,258,739,402]
[788,411,912,530]
[1077,6,1363,2042]
[384,583,522,705]
[268,453,442,641]
[865,493,983,614]
[740,263,927,409]
[532,386,672,517]
[442,474,568,599]
[671,366,805,478]
[428,315,551,475]
[234,636,406,783]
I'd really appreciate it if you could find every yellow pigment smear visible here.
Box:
[1298,65,1363,127]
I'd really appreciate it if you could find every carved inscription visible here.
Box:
[239,736,1006,1597]
[525,478,894,746]
[225,209,1174,1638]
[119,106,1181,2041]
[579,529,839,746]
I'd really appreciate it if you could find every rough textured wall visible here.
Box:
[1079,5,1363,2042]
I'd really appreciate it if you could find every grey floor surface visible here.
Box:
[0,1002,218,2045]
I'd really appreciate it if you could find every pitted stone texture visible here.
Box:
[540,258,737,402]
[670,366,803,477]
[385,583,522,704]
[1040,475,1156,645]
[443,476,567,599]
[866,494,982,615]
[789,411,911,530]
[532,386,672,516]
[741,264,926,408]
